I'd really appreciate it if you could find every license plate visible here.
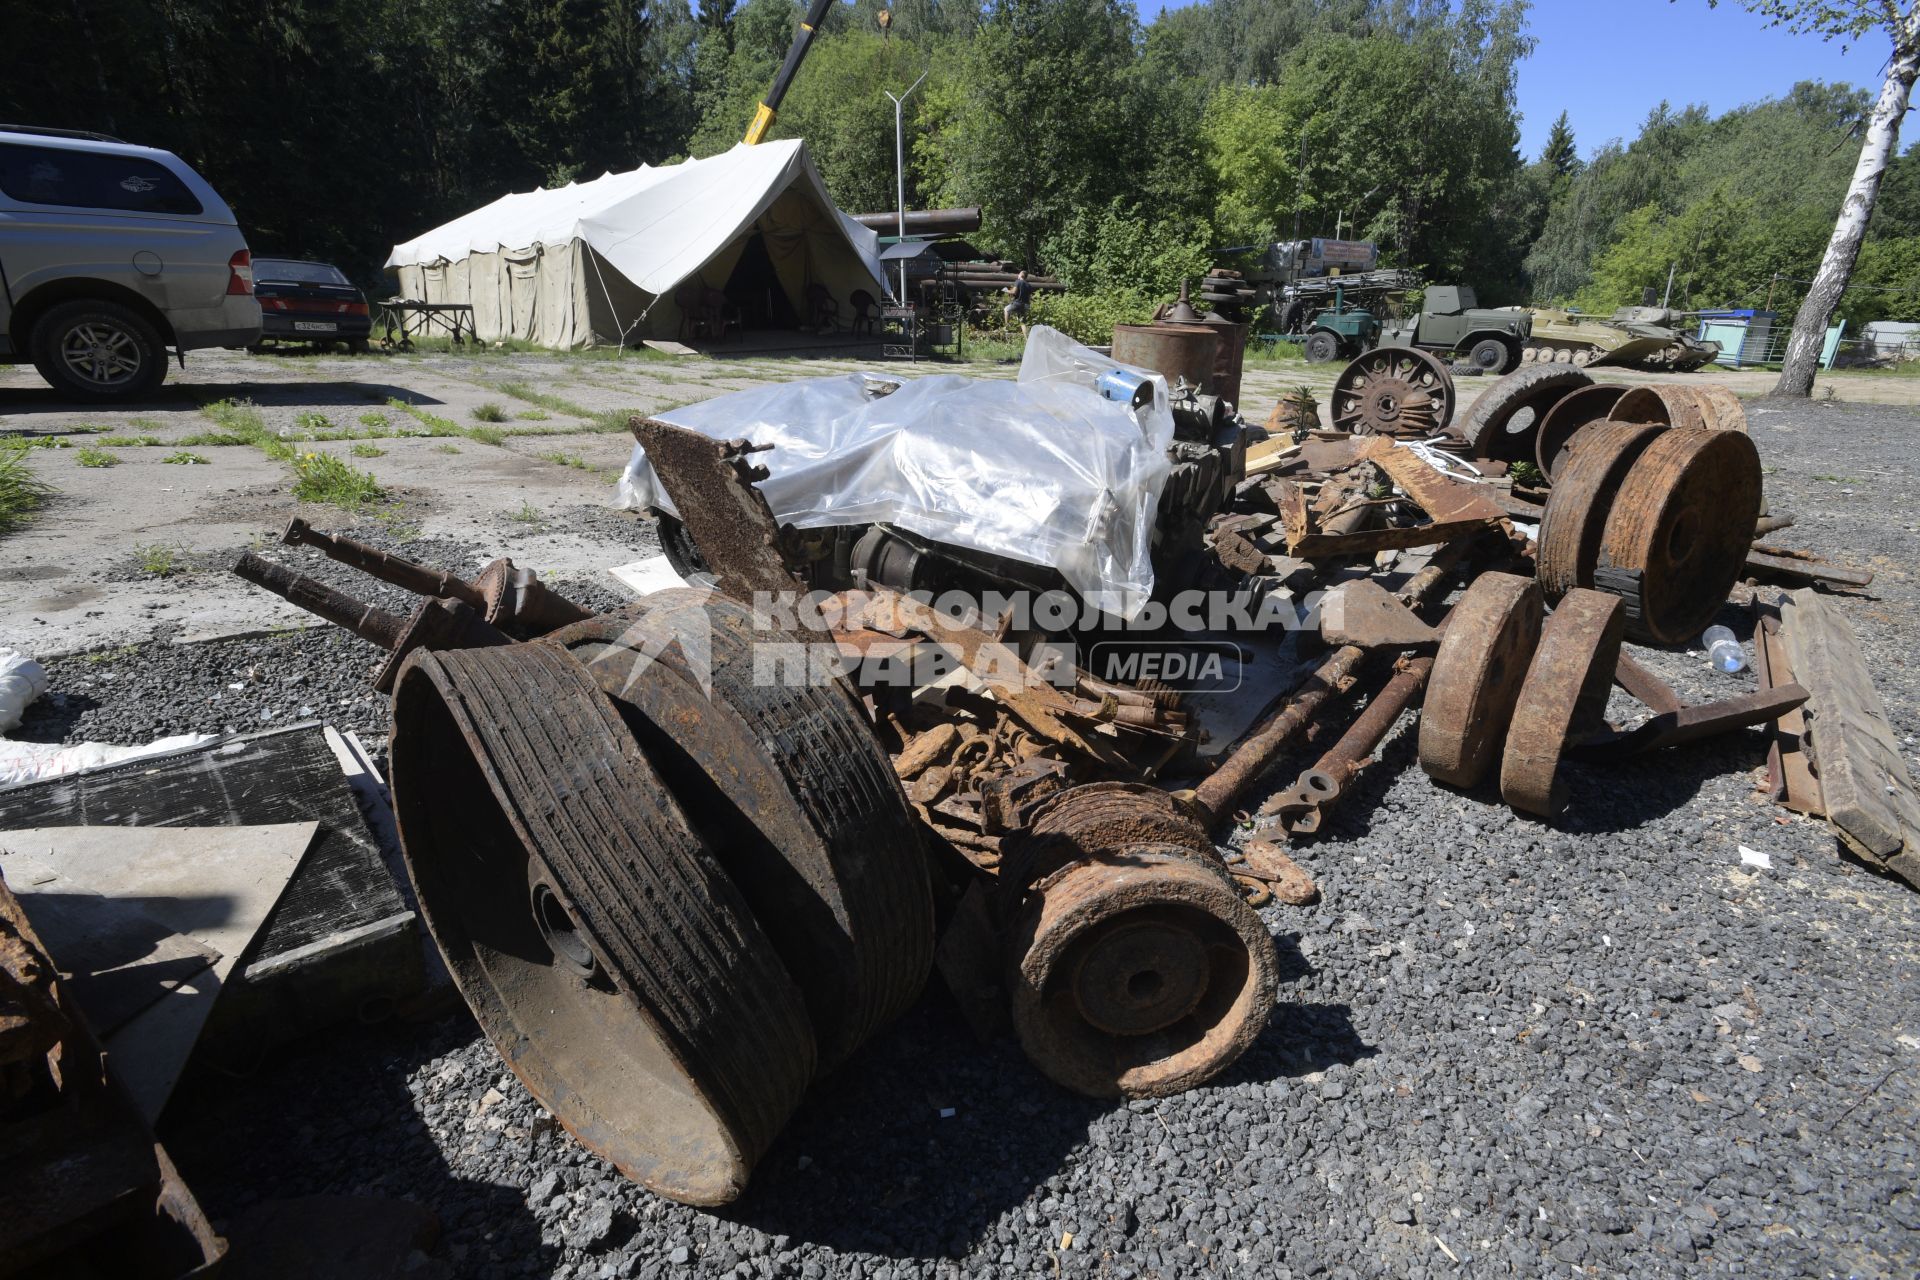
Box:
[293,321,337,333]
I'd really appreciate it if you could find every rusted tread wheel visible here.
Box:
[1418,572,1543,788]
[1460,364,1592,464]
[1499,590,1625,818]
[1535,421,1667,600]
[1534,384,1627,482]
[1593,428,1763,644]
[389,643,815,1206]
[1331,346,1457,438]
[1608,385,1745,433]
[557,588,933,1072]
[1007,845,1279,1099]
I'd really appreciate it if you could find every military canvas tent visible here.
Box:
[383,139,889,348]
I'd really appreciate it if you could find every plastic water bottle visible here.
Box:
[1702,625,1747,674]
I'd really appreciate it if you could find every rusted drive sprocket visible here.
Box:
[1418,572,1543,788]
[1534,384,1627,482]
[1534,421,1667,600]
[552,587,935,1072]
[1499,589,1625,818]
[1460,364,1592,464]
[1331,346,1457,438]
[1593,427,1763,644]
[389,642,816,1206]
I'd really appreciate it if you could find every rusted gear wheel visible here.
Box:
[1418,572,1543,788]
[1593,428,1763,644]
[1534,421,1667,600]
[1007,846,1279,1099]
[389,643,815,1206]
[1499,590,1625,818]
[1331,346,1457,438]
[1534,385,1627,482]
[554,588,934,1072]
[1608,385,1747,433]
[1459,364,1591,464]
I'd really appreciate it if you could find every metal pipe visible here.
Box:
[232,551,408,650]
[281,517,486,608]
[884,71,928,304]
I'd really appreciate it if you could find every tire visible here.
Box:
[1303,330,1340,363]
[1467,337,1511,373]
[347,338,370,355]
[31,300,167,401]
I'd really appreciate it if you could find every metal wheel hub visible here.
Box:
[61,322,142,386]
[1069,917,1210,1037]
[1331,347,1457,438]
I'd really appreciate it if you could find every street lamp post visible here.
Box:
[885,70,929,304]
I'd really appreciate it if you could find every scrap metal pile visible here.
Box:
[228,320,1904,1213]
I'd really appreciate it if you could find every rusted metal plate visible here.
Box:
[1535,421,1666,599]
[1460,364,1592,463]
[1746,545,1875,590]
[1570,684,1809,760]
[1355,435,1509,524]
[1594,428,1763,644]
[1331,347,1457,438]
[1534,384,1627,481]
[558,589,934,1072]
[1005,845,1278,1099]
[1419,572,1543,788]
[1612,651,1687,716]
[1321,580,1440,648]
[630,419,801,600]
[389,642,816,1206]
[1235,839,1320,904]
[1499,589,1625,818]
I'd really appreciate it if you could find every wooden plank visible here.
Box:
[1781,588,1920,887]
[1752,603,1822,816]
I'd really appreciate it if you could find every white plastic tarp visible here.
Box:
[618,327,1176,615]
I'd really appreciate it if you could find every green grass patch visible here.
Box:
[358,411,391,429]
[83,644,139,666]
[471,402,510,423]
[96,434,163,447]
[1812,474,1860,484]
[162,451,210,465]
[517,408,550,421]
[537,449,591,470]
[135,543,182,577]
[433,442,461,454]
[351,442,387,458]
[129,416,166,430]
[292,450,387,509]
[175,431,251,448]
[296,411,336,432]
[509,500,543,524]
[492,381,594,417]
[0,448,53,534]
[75,447,118,468]
[588,408,649,434]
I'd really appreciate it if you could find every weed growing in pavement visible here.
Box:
[1813,474,1860,484]
[75,447,118,468]
[472,402,510,423]
[200,398,297,460]
[510,500,543,525]
[96,434,163,447]
[518,408,550,421]
[492,381,593,417]
[129,416,166,430]
[434,442,462,454]
[292,451,387,509]
[296,411,335,432]
[162,451,210,465]
[466,423,507,445]
[351,442,387,458]
[537,450,591,470]
[83,644,139,665]
[359,411,390,429]
[135,543,182,576]
[0,447,53,533]
[589,408,652,433]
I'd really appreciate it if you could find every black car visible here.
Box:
[252,257,372,351]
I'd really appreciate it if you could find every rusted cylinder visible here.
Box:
[1316,653,1435,785]
[1111,323,1220,395]
[1198,315,1248,407]
[282,517,487,609]
[232,551,407,649]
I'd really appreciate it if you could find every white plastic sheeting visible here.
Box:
[618,327,1175,615]
[0,650,48,735]
[0,735,219,789]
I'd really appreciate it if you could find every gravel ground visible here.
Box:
[14,398,1920,1277]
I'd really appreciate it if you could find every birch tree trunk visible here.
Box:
[1774,4,1920,397]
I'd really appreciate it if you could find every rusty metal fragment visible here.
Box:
[1355,435,1510,525]
[1500,590,1625,818]
[1321,580,1440,648]
[1534,385,1627,481]
[1269,652,1436,836]
[1570,684,1809,760]
[1419,572,1543,788]
[630,418,801,599]
[1331,346,1457,437]
[1234,839,1320,904]
[1745,544,1875,590]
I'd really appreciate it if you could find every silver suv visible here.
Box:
[0,126,261,400]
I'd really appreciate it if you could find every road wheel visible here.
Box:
[1466,337,1511,373]
[1303,330,1340,363]
[31,300,167,401]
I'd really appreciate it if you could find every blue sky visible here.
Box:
[1138,0,1884,161]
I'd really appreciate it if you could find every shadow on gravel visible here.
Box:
[10,689,100,744]
[0,380,441,413]
[161,1015,556,1278]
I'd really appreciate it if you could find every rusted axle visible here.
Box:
[282,516,487,609]
[1264,652,1436,835]
[233,551,408,649]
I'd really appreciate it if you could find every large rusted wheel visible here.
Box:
[1499,590,1625,818]
[1459,364,1591,464]
[1006,846,1278,1099]
[1535,421,1667,600]
[1608,385,1745,433]
[1593,428,1763,644]
[1418,572,1543,788]
[1534,384,1627,481]
[389,643,816,1206]
[999,781,1214,910]
[1331,346,1456,438]
[553,588,934,1072]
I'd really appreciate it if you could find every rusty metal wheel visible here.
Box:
[1499,590,1625,818]
[1607,385,1745,433]
[555,588,934,1072]
[1593,428,1763,644]
[1534,385,1627,482]
[1007,846,1278,1099]
[1460,364,1591,464]
[999,782,1214,911]
[1534,421,1667,600]
[1418,572,1543,788]
[389,643,816,1206]
[1331,346,1457,438]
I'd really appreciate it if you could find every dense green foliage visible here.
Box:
[4,0,1914,331]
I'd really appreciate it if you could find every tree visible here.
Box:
[1541,110,1577,176]
[1711,1,1920,395]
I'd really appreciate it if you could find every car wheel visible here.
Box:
[347,338,370,355]
[1304,331,1340,363]
[31,300,167,401]
[1467,338,1511,373]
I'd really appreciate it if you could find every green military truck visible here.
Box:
[1379,285,1530,373]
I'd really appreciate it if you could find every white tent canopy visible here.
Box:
[384,139,889,348]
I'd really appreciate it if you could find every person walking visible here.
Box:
[1002,270,1034,335]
